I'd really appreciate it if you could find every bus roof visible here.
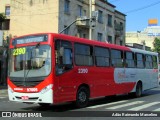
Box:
[52,33,131,51]
[11,33,158,55]
[52,33,158,55]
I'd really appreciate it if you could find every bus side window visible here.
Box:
[125,52,135,68]
[111,49,123,67]
[145,55,153,69]
[74,43,93,66]
[136,53,144,68]
[153,55,158,69]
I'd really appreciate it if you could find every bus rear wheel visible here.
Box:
[135,82,142,97]
[76,86,89,108]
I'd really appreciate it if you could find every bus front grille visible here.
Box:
[9,77,45,87]
[11,81,42,87]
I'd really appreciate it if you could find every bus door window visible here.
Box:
[55,40,73,75]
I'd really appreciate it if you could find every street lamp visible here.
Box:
[141,40,146,50]
[137,31,141,43]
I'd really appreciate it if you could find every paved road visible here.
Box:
[0,87,160,119]
[1,87,160,111]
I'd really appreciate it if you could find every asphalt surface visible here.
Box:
[1,86,160,119]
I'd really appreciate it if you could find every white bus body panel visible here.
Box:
[8,87,53,104]
[114,48,159,93]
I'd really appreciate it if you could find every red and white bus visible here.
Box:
[8,33,159,107]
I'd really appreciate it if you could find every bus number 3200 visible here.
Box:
[78,68,88,74]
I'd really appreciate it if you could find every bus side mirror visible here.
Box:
[60,47,64,56]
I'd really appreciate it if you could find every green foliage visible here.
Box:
[152,37,160,53]
[0,13,6,22]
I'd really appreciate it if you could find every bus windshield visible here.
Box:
[9,45,51,77]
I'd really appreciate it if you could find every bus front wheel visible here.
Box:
[38,103,51,107]
[76,86,89,108]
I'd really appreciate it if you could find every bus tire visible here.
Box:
[134,82,142,98]
[76,86,89,108]
[38,103,51,107]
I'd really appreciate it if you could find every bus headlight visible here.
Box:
[40,84,53,94]
[8,85,14,93]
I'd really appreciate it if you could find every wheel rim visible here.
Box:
[78,91,87,103]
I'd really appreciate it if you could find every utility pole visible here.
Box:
[59,18,90,34]
[89,0,92,40]
[59,0,97,38]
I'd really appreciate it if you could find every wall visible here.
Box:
[10,0,59,37]
[9,0,126,45]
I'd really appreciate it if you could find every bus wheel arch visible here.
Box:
[75,84,90,108]
[135,80,143,97]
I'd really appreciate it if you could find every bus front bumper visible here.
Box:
[8,86,53,104]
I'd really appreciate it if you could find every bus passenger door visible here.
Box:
[55,40,75,102]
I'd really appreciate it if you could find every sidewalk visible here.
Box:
[0,85,8,97]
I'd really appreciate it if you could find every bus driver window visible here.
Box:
[55,40,73,75]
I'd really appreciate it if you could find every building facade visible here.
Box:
[7,0,125,45]
[126,19,160,50]
[0,0,10,45]
[0,0,10,85]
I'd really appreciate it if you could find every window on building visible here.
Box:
[98,10,103,23]
[77,29,82,38]
[0,19,10,30]
[95,47,110,67]
[74,43,93,66]
[136,53,144,68]
[83,34,86,38]
[83,10,87,16]
[114,20,117,26]
[64,25,69,35]
[78,5,82,17]
[111,49,123,67]
[5,6,10,16]
[97,33,103,41]
[145,55,153,69]
[108,14,112,27]
[120,22,123,30]
[120,40,123,46]
[64,0,70,13]
[107,36,112,43]
[125,52,135,68]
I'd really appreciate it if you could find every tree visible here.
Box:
[152,37,160,53]
[0,13,6,22]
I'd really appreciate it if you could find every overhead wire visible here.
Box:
[109,0,121,3]
[125,0,160,14]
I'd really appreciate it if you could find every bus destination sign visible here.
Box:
[12,35,48,45]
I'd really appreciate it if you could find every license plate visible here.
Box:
[21,96,29,100]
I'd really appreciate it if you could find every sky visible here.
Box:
[108,0,160,32]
